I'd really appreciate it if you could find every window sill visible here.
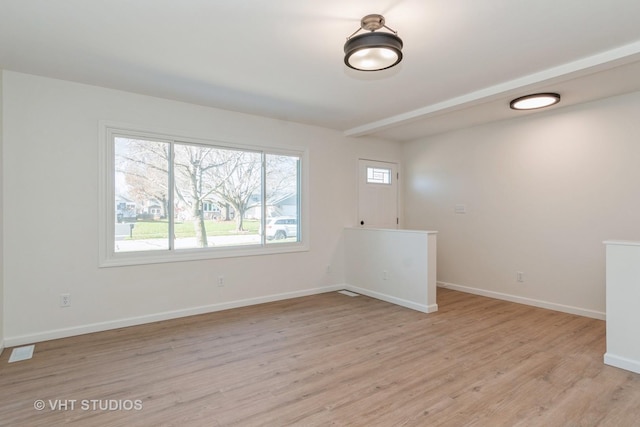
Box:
[99,242,309,268]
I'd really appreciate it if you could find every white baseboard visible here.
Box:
[604,353,640,374]
[345,285,438,314]
[4,285,344,348]
[438,281,605,320]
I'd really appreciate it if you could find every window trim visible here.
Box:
[98,121,309,267]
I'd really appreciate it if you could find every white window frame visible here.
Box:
[98,121,309,267]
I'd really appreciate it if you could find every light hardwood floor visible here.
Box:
[1,288,639,426]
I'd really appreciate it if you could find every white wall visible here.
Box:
[2,71,401,345]
[0,70,4,354]
[344,227,438,313]
[403,91,640,319]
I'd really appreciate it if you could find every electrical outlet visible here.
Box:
[516,272,524,283]
[383,270,388,280]
[59,293,71,307]
[218,275,225,287]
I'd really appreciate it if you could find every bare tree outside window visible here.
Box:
[115,137,170,252]
[173,145,263,248]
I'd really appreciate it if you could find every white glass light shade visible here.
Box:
[348,47,399,71]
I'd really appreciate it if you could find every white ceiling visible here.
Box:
[2,0,640,141]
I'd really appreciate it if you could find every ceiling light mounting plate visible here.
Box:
[361,14,386,31]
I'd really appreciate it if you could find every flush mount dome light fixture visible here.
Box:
[344,14,403,71]
[510,93,561,110]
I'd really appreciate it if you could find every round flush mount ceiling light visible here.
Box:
[344,14,403,71]
[510,93,561,110]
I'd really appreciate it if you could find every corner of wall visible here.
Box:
[0,68,5,355]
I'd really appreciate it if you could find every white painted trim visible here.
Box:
[346,285,438,314]
[603,240,640,247]
[4,285,343,348]
[100,244,311,268]
[0,340,4,356]
[437,281,605,320]
[604,353,640,374]
[344,227,437,235]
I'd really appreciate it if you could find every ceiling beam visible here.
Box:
[344,40,640,138]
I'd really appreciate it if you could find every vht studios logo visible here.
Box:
[34,399,143,411]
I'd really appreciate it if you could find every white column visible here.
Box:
[604,240,640,374]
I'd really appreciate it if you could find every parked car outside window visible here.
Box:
[265,217,297,240]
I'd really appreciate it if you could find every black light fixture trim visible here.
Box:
[344,14,403,71]
[510,93,561,110]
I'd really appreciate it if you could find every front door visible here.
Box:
[358,159,398,229]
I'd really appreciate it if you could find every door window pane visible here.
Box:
[366,167,392,184]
